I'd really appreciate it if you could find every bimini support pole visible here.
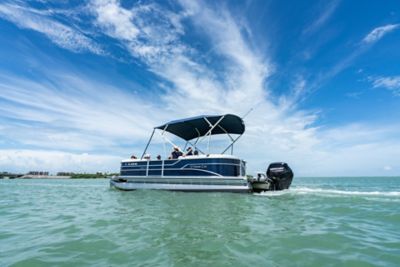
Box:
[217,124,235,154]
[198,115,225,146]
[162,125,168,158]
[221,134,243,154]
[141,128,155,159]
[159,131,179,150]
[191,128,203,154]
[202,116,225,154]
[187,140,205,155]
[183,141,189,151]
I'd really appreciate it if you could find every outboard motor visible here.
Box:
[266,162,294,190]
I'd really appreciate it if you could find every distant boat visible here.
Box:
[110,114,293,193]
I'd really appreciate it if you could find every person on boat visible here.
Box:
[193,150,199,156]
[156,155,161,160]
[170,146,183,159]
[144,154,151,160]
[185,147,193,156]
[130,155,137,159]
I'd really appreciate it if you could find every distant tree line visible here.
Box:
[70,172,119,179]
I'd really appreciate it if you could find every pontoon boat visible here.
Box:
[110,114,293,192]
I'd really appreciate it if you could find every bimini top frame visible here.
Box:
[141,114,245,159]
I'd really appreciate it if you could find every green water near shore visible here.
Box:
[1,177,400,266]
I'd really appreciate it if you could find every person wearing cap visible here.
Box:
[170,146,183,159]
[185,147,193,156]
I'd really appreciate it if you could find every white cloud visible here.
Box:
[0,3,103,54]
[362,24,400,44]
[278,76,308,109]
[1,0,321,174]
[0,150,121,173]
[345,91,363,99]
[370,76,400,96]
[93,0,139,40]
[303,0,340,35]
[237,122,400,177]
[1,0,400,176]
[281,123,400,176]
[91,0,187,62]
[0,72,165,152]
[308,23,399,91]
[383,165,392,171]
[90,0,267,111]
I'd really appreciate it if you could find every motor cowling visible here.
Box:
[266,162,294,190]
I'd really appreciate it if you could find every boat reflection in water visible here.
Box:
[110,114,293,193]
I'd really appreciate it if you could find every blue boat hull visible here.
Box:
[120,157,245,177]
[112,156,250,192]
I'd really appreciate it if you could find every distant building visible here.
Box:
[27,171,49,176]
[56,172,74,176]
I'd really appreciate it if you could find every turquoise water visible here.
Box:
[1,177,399,266]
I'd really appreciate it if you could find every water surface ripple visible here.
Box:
[1,177,399,266]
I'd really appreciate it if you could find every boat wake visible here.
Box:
[254,187,400,198]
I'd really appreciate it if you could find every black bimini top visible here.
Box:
[155,114,245,141]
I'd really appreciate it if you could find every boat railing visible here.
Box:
[240,160,246,176]
[129,157,244,178]
[122,154,240,164]
[161,160,164,177]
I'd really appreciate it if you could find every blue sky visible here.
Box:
[0,0,400,176]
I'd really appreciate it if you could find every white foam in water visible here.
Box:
[254,187,400,197]
[294,187,400,197]
[253,190,292,197]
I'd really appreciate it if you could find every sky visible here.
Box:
[0,0,400,176]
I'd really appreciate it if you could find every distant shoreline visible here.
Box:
[0,173,118,179]
[21,175,72,179]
